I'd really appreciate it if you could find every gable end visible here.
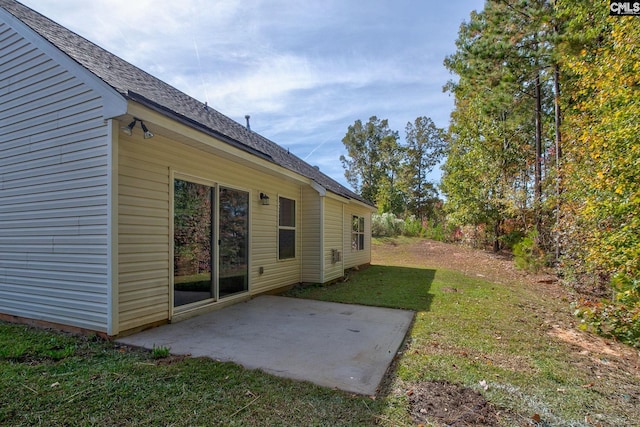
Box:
[0,6,126,119]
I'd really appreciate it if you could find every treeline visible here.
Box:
[341,1,639,346]
[340,115,446,220]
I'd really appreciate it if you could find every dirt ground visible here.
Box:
[397,240,639,368]
[374,239,640,427]
[407,380,502,426]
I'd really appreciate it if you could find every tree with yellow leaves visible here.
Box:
[558,0,640,346]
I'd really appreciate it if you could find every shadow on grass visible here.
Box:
[286,265,435,313]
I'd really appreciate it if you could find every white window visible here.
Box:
[352,215,365,251]
[279,197,296,259]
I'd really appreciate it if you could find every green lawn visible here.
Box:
[2,238,639,426]
[287,262,640,425]
[0,324,377,426]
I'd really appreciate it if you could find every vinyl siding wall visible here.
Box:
[343,205,372,269]
[0,22,110,331]
[118,131,303,332]
[300,185,321,283]
[323,198,344,282]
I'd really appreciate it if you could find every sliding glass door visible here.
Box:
[173,180,213,307]
[218,187,249,297]
[173,179,248,308]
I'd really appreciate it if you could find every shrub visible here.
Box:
[423,219,444,242]
[499,230,525,250]
[372,213,404,237]
[512,232,547,273]
[373,213,452,241]
[403,215,424,237]
[575,299,640,349]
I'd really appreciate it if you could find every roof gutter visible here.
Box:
[125,91,274,163]
[310,181,327,197]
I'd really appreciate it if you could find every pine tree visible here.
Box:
[402,117,445,220]
[442,0,557,250]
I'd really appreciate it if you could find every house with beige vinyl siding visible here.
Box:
[0,0,375,337]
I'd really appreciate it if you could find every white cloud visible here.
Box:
[20,0,485,188]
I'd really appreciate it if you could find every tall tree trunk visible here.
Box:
[534,70,543,240]
[554,63,562,261]
[493,218,503,253]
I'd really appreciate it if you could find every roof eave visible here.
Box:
[125,91,273,163]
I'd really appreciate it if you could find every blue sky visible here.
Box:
[21,0,485,189]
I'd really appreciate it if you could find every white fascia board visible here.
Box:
[349,199,378,212]
[310,181,327,197]
[125,102,311,186]
[310,181,351,204]
[309,180,374,210]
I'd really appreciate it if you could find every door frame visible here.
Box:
[169,171,251,318]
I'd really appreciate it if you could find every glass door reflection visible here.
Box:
[173,179,213,307]
[218,187,249,298]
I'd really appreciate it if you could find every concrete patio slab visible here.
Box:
[117,295,414,395]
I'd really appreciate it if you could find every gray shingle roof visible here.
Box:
[1,0,374,207]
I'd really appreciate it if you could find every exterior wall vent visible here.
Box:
[331,249,342,264]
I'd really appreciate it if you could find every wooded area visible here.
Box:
[340,1,639,347]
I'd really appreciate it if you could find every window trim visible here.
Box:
[278,196,296,260]
[351,215,365,251]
